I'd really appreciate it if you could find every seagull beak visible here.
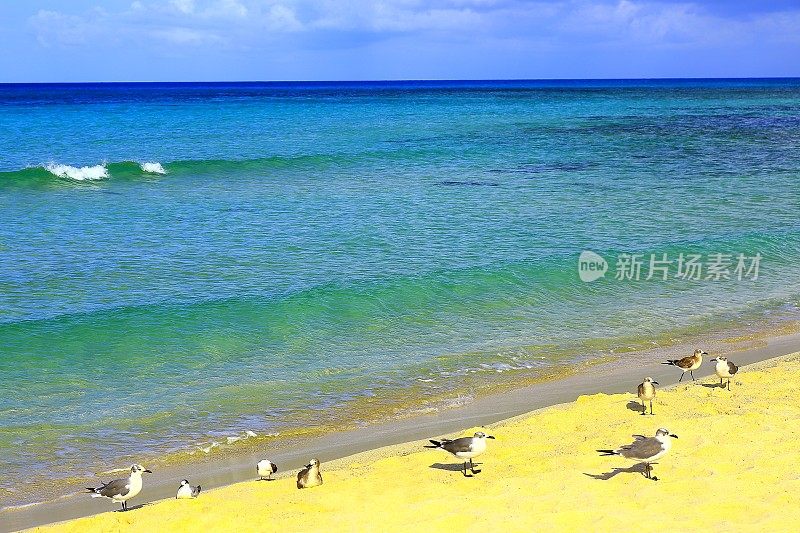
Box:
[144,469,153,473]
[711,358,717,362]
[670,434,678,439]
[487,435,496,439]
[701,351,708,355]
[652,381,659,385]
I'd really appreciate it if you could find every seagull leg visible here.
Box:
[643,463,651,479]
[649,400,654,415]
[649,463,659,481]
[690,370,695,381]
[640,400,646,415]
[727,378,731,391]
[470,458,481,474]
[678,372,684,383]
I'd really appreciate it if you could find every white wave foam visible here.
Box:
[45,163,108,181]
[0,500,44,511]
[198,442,220,454]
[99,467,131,475]
[140,162,166,174]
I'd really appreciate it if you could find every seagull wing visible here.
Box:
[637,383,645,397]
[728,361,739,375]
[96,478,130,498]
[441,437,474,454]
[631,434,647,440]
[618,437,664,460]
[296,466,309,488]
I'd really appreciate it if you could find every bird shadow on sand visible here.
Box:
[701,382,726,389]
[115,503,148,512]
[584,463,658,481]
[626,400,646,414]
[429,462,483,472]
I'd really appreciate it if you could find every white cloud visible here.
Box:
[152,26,223,44]
[171,0,196,15]
[266,5,303,31]
[25,0,800,54]
[200,0,249,19]
[29,9,102,46]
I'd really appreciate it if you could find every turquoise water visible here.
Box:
[1,80,800,503]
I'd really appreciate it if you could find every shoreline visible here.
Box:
[4,327,800,532]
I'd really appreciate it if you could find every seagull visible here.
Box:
[597,428,678,480]
[425,431,495,477]
[86,464,152,511]
[637,377,658,415]
[296,458,323,489]
[176,479,201,499]
[662,349,707,382]
[711,356,739,390]
[257,459,278,481]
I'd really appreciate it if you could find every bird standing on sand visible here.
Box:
[662,349,707,382]
[257,459,278,481]
[176,479,201,499]
[296,458,323,489]
[86,464,152,511]
[637,377,658,415]
[425,431,495,477]
[711,356,739,390]
[597,428,678,481]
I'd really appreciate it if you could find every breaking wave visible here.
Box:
[45,163,108,181]
[140,162,166,174]
[0,160,168,187]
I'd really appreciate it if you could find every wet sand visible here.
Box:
[4,330,800,532]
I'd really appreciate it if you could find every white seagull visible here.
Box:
[425,431,495,477]
[637,377,658,415]
[257,459,278,481]
[711,356,739,390]
[597,428,678,481]
[86,464,152,511]
[176,479,201,499]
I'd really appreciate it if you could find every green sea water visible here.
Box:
[1,80,799,506]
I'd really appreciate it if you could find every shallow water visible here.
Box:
[1,79,799,504]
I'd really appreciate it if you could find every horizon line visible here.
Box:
[2,76,800,86]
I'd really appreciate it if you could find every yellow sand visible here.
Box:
[34,354,800,532]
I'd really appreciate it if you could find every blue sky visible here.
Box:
[0,1,798,82]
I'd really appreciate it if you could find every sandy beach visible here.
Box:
[20,347,800,532]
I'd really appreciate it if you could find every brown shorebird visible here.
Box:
[662,349,706,382]
[425,431,495,477]
[637,377,658,415]
[711,356,739,390]
[597,428,678,481]
[297,458,323,489]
